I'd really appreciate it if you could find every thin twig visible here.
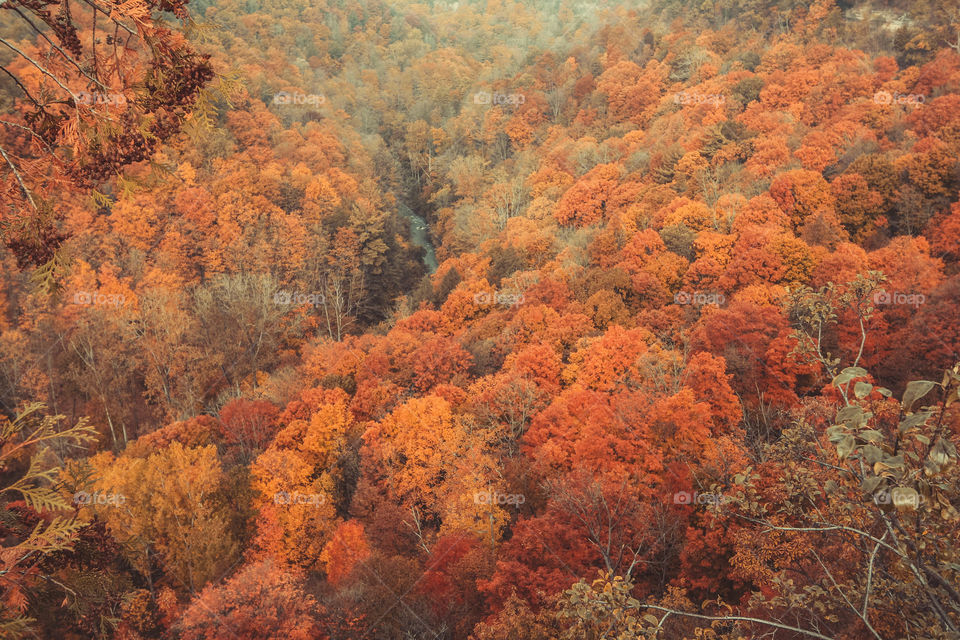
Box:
[0,119,57,155]
[812,549,883,640]
[0,142,37,209]
[8,5,110,91]
[0,37,79,101]
[76,0,137,35]
[0,64,42,106]
[639,605,834,640]
[863,532,886,618]
[732,513,905,558]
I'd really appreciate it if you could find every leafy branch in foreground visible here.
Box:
[556,359,960,639]
[0,403,98,637]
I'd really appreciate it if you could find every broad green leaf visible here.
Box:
[861,445,883,465]
[899,411,933,433]
[930,438,957,466]
[902,380,937,412]
[836,405,864,427]
[837,435,856,460]
[833,367,868,387]
[861,475,883,493]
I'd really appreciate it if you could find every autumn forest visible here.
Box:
[1,0,960,637]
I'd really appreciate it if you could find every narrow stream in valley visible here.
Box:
[398,202,438,273]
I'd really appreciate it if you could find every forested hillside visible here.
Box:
[1,0,960,638]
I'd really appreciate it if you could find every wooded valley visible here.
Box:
[1,0,960,637]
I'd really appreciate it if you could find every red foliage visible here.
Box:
[218,398,280,453]
[177,561,328,640]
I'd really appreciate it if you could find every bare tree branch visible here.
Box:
[0,63,41,106]
[0,119,57,156]
[0,142,37,210]
[76,0,138,35]
[7,5,110,91]
[0,37,80,101]
[640,604,834,640]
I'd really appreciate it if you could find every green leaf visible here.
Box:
[854,381,873,399]
[902,380,937,412]
[834,367,868,387]
[826,424,847,442]
[899,411,933,433]
[861,445,883,465]
[861,476,883,493]
[837,435,856,460]
[885,454,904,467]
[929,438,957,467]
[836,405,864,427]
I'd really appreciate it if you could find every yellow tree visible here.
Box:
[88,442,238,593]
[249,390,355,570]
[362,395,504,545]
